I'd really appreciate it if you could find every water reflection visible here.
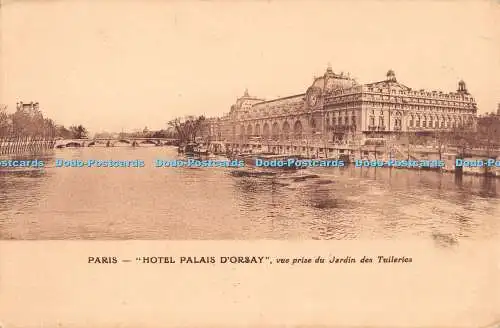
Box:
[0,147,498,240]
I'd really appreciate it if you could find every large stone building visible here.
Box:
[220,66,478,157]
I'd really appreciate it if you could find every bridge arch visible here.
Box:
[112,139,131,147]
[64,141,84,148]
[117,139,131,144]
[139,139,160,146]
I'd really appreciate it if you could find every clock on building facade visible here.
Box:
[307,87,321,108]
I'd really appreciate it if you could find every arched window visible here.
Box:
[282,121,290,140]
[254,124,261,136]
[263,123,270,139]
[272,122,280,140]
[310,119,317,134]
[293,120,303,139]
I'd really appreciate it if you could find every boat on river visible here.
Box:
[178,142,211,156]
[194,144,209,155]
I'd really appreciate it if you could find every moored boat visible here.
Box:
[194,144,210,155]
[183,142,197,156]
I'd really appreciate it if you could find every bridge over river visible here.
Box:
[54,138,178,148]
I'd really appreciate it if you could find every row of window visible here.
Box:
[369,116,403,129]
[362,102,474,111]
[239,104,475,121]
[328,116,357,126]
[408,118,472,129]
[365,88,474,101]
[363,95,473,105]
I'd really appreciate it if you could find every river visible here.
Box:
[0,146,499,240]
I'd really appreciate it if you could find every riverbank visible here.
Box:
[227,140,500,178]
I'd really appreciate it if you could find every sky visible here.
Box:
[1,0,499,134]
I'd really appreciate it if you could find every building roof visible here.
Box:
[364,79,412,91]
[253,93,305,106]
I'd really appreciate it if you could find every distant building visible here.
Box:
[200,117,223,141]
[16,101,40,111]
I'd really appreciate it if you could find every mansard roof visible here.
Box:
[253,93,305,106]
[311,67,358,92]
[364,79,412,91]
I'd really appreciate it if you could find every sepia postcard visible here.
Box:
[0,0,499,327]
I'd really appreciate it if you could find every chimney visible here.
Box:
[497,103,500,115]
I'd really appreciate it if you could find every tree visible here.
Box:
[151,130,168,138]
[43,118,57,138]
[168,115,206,143]
[11,107,32,136]
[405,131,423,161]
[56,125,72,139]
[94,131,113,139]
[476,114,500,156]
[69,125,88,139]
[449,124,477,156]
[433,130,453,161]
[0,103,67,139]
[0,105,11,137]
[10,103,48,137]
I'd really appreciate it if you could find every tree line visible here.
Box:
[0,104,88,139]
[93,116,207,141]
[404,115,500,159]
[168,115,206,143]
[94,128,178,140]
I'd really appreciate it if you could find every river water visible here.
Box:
[0,146,499,240]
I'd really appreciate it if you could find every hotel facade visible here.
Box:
[218,67,478,157]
